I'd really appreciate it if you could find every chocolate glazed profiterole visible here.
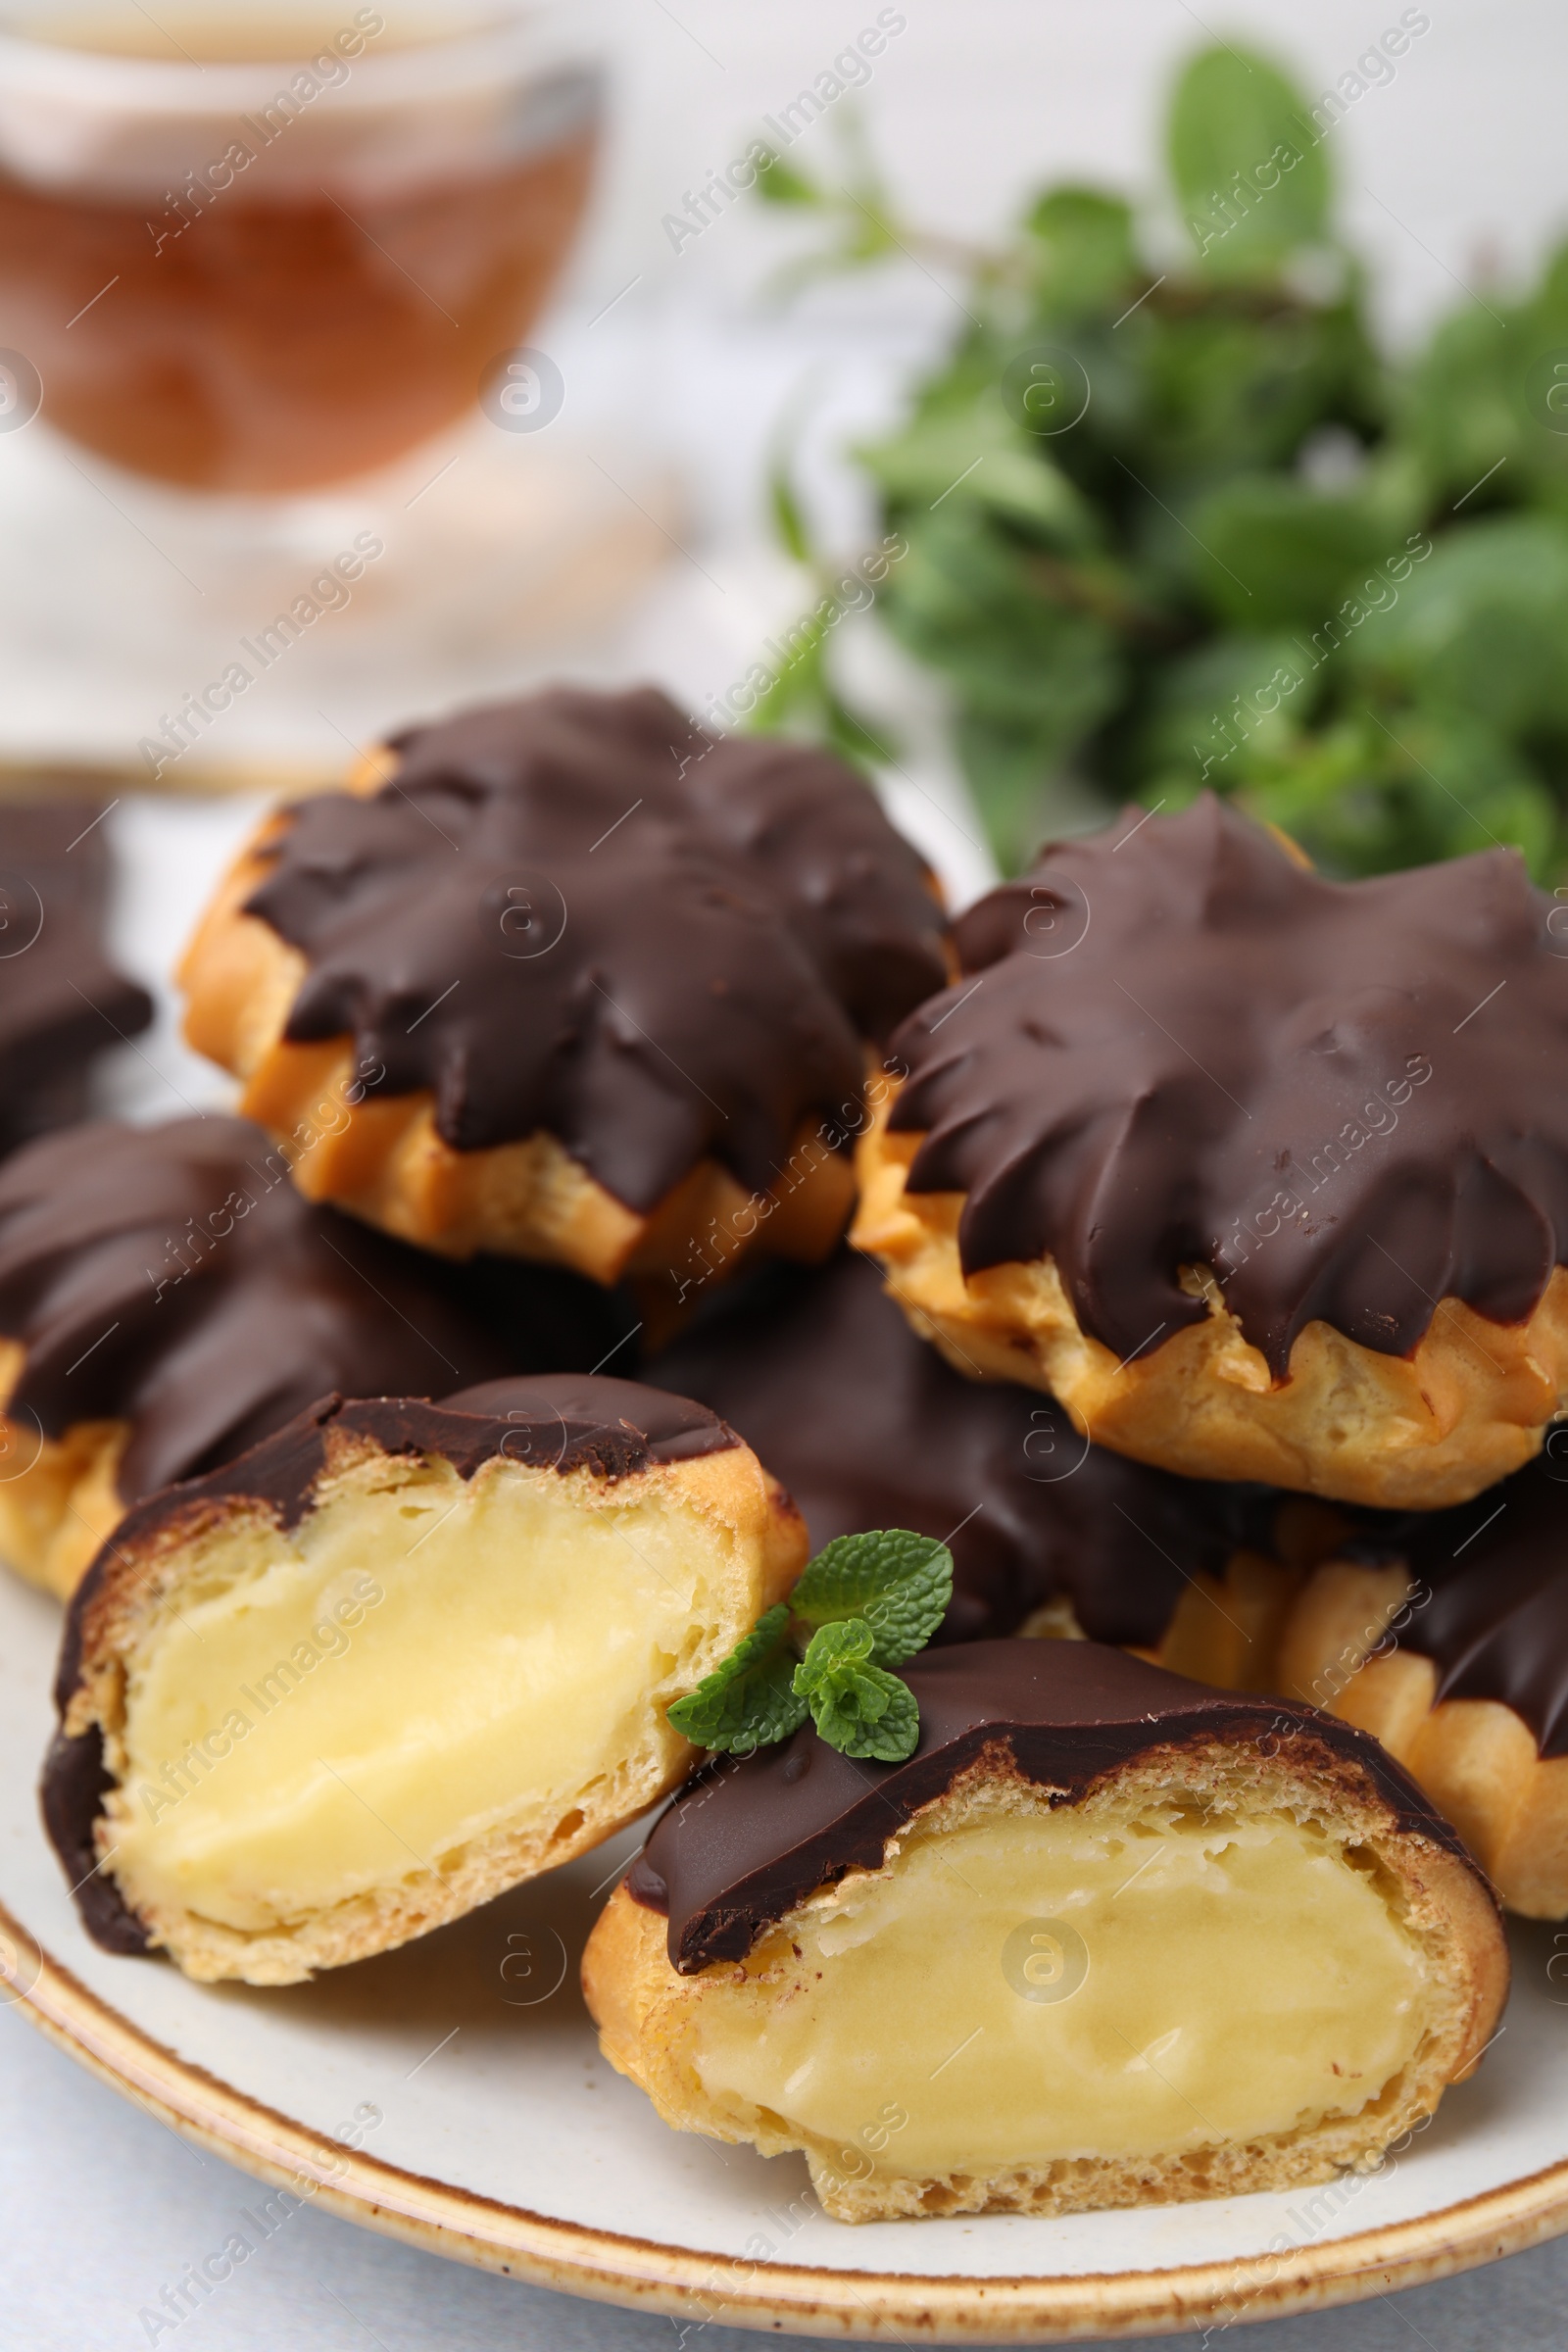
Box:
[178,685,948,1295]
[649,1248,1289,1657]
[855,793,1568,1509]
[1215,1454,1568,1918]
[44,1374,806,1984]
[585,1642,1507,2222]
[0,1114,525,1600]
[0,801,153,1158]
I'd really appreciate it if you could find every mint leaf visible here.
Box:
[791,1529,954,1667]
[1024,188,1139,322]
[1167,47,1330,280]
[768,459,811,567]
[755,151,821,208]
[793,1616,877,1684]
[825,1672,919,1763]
[793,1620,921,1762]
[666,1605,808,1755]
[664,1529,948,1767]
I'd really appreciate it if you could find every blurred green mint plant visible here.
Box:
[748,42,1568,880]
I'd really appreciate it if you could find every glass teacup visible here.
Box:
[0,3,603,491]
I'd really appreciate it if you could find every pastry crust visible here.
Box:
[52,1401,805,1984]
[1119,1548,1568,1920]
[1280,1574,1568,1921]
[855,1100,1568,1510]
[585,1742,1507,2222]
[0,1338,125,1596]
[177,768,860,1290]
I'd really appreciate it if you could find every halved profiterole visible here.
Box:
[42,1376,804,1984]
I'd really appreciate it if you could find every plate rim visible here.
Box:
[8,1893,1568,2345]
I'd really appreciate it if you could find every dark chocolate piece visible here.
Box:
[441,1252,636,1384]
[38,1726,150,1954]
[44,1373,738,1937]
[0,1114,564,1503]
[630,1641,1467,1971]
[243,685,947,1210]
[650,1249,1274,1645]
[87,1375,737,1575]
[1343,1456,1568,1758]
[890,793,1568,1373]
[440,1374,740,1470]
[0,801,152,1158]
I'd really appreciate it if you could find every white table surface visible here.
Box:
[8,1993,1568,2350]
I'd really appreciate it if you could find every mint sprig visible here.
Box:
[793,1620,924,1761]
[665,1530,953,1764]
[666,1605,808,1754]
[791,1528,953,1665]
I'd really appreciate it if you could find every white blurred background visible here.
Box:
[2,0,1563,889]
[593,0,1553,342]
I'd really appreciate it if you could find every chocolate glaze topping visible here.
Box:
[890,794,1568,1373]
[1343,1455,1568,1757]
[244,686,947,1210]
[85,1374,737,1575]
[0,1116,520,1502]
[628,1640,1467,1971]
[651,1250,1274,1645]
[38,1725,150,1954]
[45,1372,736,1953]
[0,802,152,1157]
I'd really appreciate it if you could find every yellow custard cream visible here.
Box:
[684,1804,1430,2180]
[110,1457,748,1934]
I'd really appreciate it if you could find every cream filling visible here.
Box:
[683,1805,1430,2180]
[109,1458,743,1934]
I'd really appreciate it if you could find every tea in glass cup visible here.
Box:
[0,4,603,490]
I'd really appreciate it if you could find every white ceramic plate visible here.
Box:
[5,1565,1568,2343]
[5,790,1568,2339]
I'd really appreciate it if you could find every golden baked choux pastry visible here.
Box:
[586,1642,1507,2221]
[44,1376,804,1984]
[855,794,1568,1510]
[179,685,946,1300]
[1237,1457,1568,1918]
